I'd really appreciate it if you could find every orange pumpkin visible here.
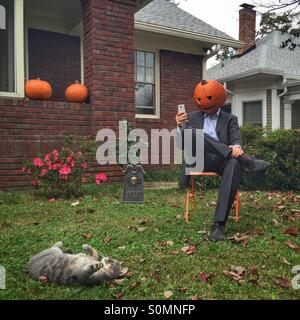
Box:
[194,80,227,114]
[65,81,89,103]
[25,79,52,100]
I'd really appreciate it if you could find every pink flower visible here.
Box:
[52,150,59,161]
[81,163,88,169]
[67,156,73,163]
[45,153,51,161]
[59,165,71,176]
[41,169,48,177]
[33,158,44,167]
[77,151,82,157]
[95,173,107,185]
[32,180,39,186]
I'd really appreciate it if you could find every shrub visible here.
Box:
[240,126,300,191]
[23,136,107,198]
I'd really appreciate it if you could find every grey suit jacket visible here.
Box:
[184,110,242,148]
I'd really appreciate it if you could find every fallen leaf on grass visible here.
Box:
[274,277,291,288]
[181,245,197,255]
[131,281,141,289]
[175,214,181,220]
[282,258,292,266]
[284,227,298,237]
[124,271,134,278]
[139,218,148,225]
[286,241,299,251]
[178,288,188,293]
[170,250,180,256]
[110,279,125,286]
[223,265,245,283]
[164,291,173,299]
[183,237,193,243]
[137,227,147,233]
[103,237,113,244]
[38,276,48,283]
[71,201,80,207]
[191,295,200,300]
[272,219,281,227]
[227,232,250,246]
[113,291,124,299]
[198,272,213,284]
[81,232,92,240]
[158,240,174,247]
[48,198,56,203]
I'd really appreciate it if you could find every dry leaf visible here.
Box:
[125,271,134,278]
[137,227,147,233]
[81,232,91,240]
[103,237,113,244]
[175,214,181,220]
[284,227,298,237]
[286,241,299,251]
[198,272,213,284]
[170,250,180,256]
[139,218,148,225]
[183,237,193,243]
[71,201,80,207]
[274,277,291,288]
[38,276,48,283]
[159,240,174,247]
[131,281,141,289]
[48,198,56,203]
[164,291,173,299]
[113,291,124,299]
[282,258,292,266]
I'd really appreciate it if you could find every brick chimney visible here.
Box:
[239,3,256,55]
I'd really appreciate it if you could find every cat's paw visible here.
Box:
[53,241,63,248]
[82,244,92,252]
[90,262,103,272]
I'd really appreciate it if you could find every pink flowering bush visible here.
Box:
[23,138,107,198]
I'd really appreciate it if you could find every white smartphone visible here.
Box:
[178,104,186,113]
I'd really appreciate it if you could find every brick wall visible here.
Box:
[28,28,81,101]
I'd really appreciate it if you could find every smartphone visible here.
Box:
[178,104,186,113]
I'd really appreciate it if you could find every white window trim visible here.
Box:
[135,48,160,120]
[0,0,24,98]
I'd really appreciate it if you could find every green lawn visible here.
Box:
[0,185,299,300]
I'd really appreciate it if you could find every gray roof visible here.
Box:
[207,31,300,81]
[135,0,235,41]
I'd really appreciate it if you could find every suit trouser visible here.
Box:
[180,132,242,224]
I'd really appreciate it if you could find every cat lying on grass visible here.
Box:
[27,241,128,286]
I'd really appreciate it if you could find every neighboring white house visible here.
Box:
[207,5,300,130]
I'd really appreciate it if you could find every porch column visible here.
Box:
[284,103,292,129]
[81,0,137,134]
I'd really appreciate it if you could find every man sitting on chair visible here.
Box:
[176,80,269,242]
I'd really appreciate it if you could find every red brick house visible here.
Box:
[0,0,242,189]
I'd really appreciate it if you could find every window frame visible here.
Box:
[0,0,24,98]
[242,100,263,127]
[135,48,160,120]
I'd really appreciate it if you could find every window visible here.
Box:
[135,50,158,116]
[0,0,24,97]
[223,104,232,114]
[243,101,263,127]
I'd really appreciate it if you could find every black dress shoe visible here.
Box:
[208,222,225,242]
[239,154,270,175]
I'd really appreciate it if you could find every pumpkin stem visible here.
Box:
[201,80,207,85]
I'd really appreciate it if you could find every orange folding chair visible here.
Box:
[185,172,239,224]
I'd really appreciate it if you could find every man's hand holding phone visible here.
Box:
[176,104,188,127]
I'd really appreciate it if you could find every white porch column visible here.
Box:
[284,103,292,129]
[272,89,280,129]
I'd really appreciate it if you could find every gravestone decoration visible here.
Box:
[123,165,145,204]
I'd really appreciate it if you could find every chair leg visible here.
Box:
[185,189,190,224]
[192,177,196,211]
[235,189,239,223]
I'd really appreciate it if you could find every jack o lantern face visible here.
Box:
[194,80,227,114]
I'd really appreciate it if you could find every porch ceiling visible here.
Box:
[26,0,82,32]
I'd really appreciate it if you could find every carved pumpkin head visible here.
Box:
[193,80,227,114]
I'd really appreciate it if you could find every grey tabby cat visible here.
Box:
[27,241,128,286]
